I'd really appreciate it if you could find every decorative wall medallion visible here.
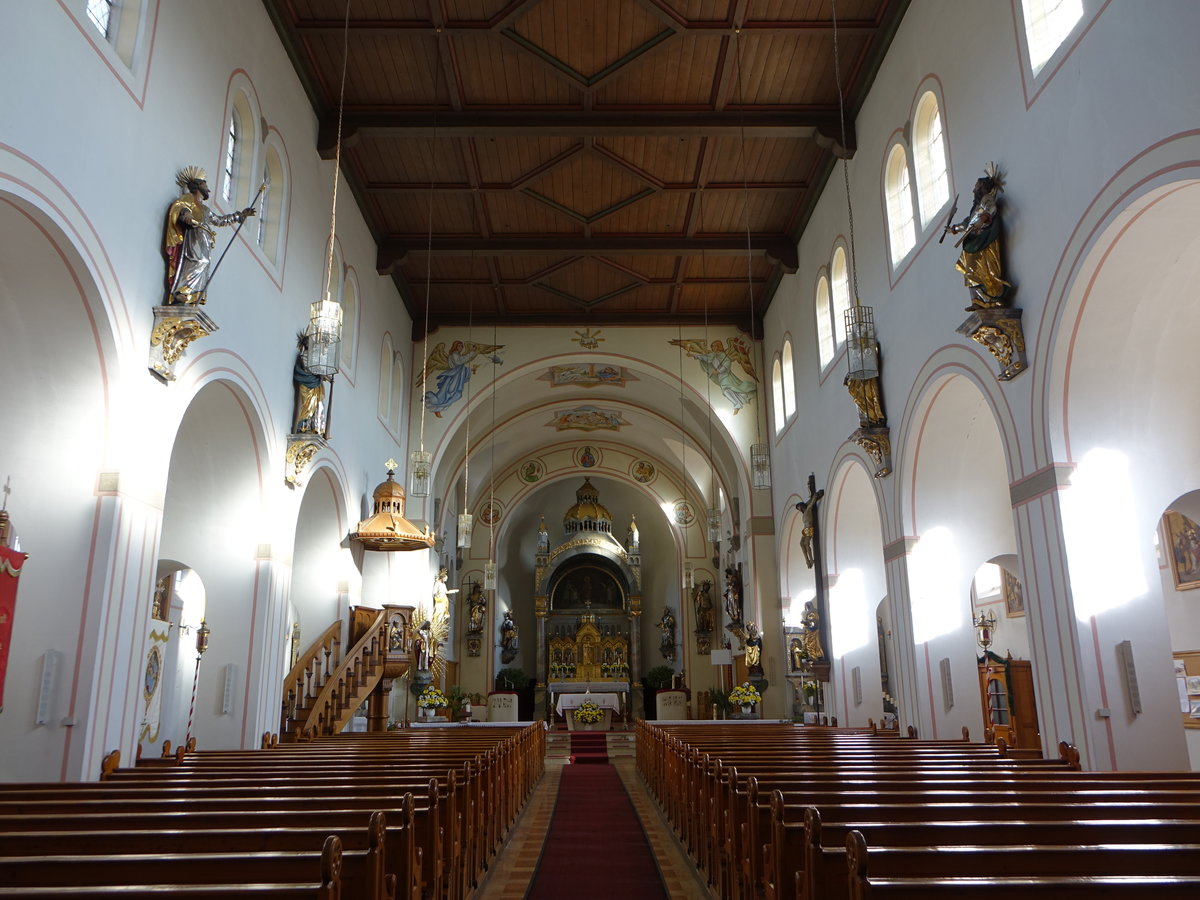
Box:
[143,646,162,700]
[540,364,636,388]
[479,500,503,526]
[546,405,626,432]
[576,446,600,468]
[519,459,545,483]
[673,500,695,526]
[631,460,656,483]
[572,327,604,349]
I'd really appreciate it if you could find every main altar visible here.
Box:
[531,479,644,721]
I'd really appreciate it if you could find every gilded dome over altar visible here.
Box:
[563,478,612,536]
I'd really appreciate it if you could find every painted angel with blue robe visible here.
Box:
[669,335,757,413]
[422,340,504,417]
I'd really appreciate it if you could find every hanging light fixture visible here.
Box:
[305,0,352,377]
[832,0,892,478]
[695,193,724,550]
[457,250,476,552]
[733,25,771,490]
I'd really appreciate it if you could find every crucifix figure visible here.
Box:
[795,473,824,570]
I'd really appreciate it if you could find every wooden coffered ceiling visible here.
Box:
[263,0,909,337]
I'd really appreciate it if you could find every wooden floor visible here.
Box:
[474,738,710,900]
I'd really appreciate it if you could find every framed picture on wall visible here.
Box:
[1165,510,1200,590]
[1002,570,1025,618]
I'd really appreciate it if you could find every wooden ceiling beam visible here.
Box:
[290,18,880,37]
[378,235,798,272]
[364,180,805,193]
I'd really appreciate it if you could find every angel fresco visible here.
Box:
[423,341,505,417]
[669,336,757,414]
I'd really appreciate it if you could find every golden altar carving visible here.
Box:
[548,620,629,682]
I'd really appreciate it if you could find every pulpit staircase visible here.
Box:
[280,606,414,740]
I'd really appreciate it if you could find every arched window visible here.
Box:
[340,273,358,376]
[884,145,916,263]
[86,0,114,36]
[389,354,405,433]
[257,145,286,262]
[222,110,240,204]
[815,275,834,368]
[219,92,256,209]
[1021,0,1083,74]
[913,92,950,225]
[378,335,394,423]
[831,248,852,346]
[782,340,796,417]
[771,358,785,431]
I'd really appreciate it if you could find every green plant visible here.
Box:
[711,691,733,718]
[446,684,468,718]
[495,667,529,690]
[644,665,675,691]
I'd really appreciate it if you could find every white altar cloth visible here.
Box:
[555,692,622,716]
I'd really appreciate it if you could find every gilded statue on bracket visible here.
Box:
[162,166,257,305]
[945,162,1012,310]
[292,333,332,436]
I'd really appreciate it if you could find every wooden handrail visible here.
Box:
[281,619,343,734]
[295,609,389,737]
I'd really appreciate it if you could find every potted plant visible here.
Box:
[572,700,606,731]
[729,681,762,715]
[416,685,447,720]
[446,684,471,722]
[643,664,675,720]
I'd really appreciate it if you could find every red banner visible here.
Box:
[0,546,27,713]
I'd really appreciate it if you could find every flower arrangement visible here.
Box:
[728,682,761,707]
[417,685,448,710]
[572,700,605,724]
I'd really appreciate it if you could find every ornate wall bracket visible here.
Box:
[466,636,481,657]
[148,306,217,383]
[695,630,711,655]
[285,435,325,487]
[957,307,1027,381]
[850,426,892,478]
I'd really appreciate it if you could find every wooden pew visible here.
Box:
[0,832,344,899]
[844,829,1200,898]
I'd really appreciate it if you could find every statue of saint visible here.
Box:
[800,600,825,661]
[432,567,449,611]
[947,162,1012,309]
[499,610,519,664]
[466,581,486,636]
[692,579,714,633]
[745,621,763,673]
[723,566,743,625]
[162,166,256,305]
[658,606,677,661]
[292,334,331,435]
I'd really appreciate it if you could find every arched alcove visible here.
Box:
[0,192,115,779]
[159,380,270,750]
[1044,177,1200,769]
[899,372,1020,741]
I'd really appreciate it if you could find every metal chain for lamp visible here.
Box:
[733,25,772,489]
[303,0,352,377]
[484,321,498,589]
[457,255,474,550]
[411,27,443,498]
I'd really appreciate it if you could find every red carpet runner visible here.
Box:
[525,764,668,899]
[568,732,609,764]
